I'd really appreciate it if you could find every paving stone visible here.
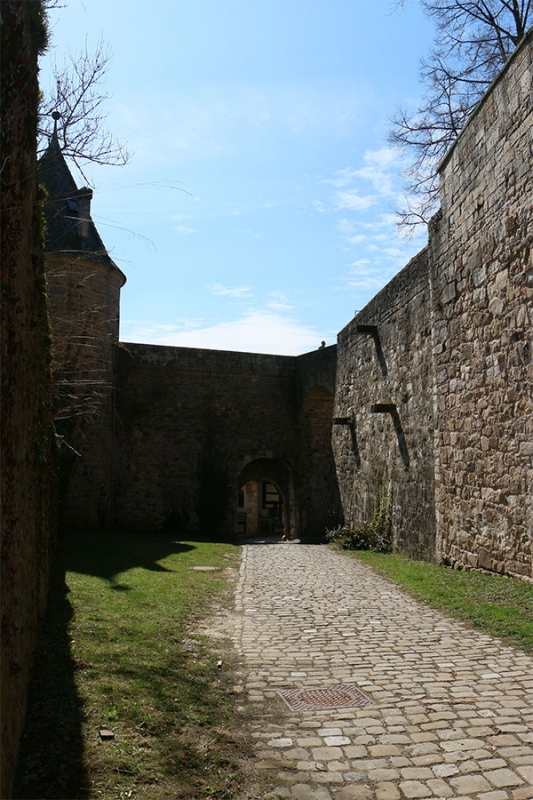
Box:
[312,771,344,784]
[486,768,525,788]
[398,780,432,798]
[286,747,312,760]
[478,793,514,800]
[331,785,373,800]
[402,766,435,780]
[516,764,533,783]
[375,783,401,800]
[426,778,454,797]
[312,747,344,761]
[511,790,533,800]
[370,744,401,757]
[291,784,333,800]
[432,763,460,778]
[324,736,351,746]
[450,774,492,792]
[298,737,324,747]
[412,753,442,766]
[367,768,400,781]
[343,746,368,759]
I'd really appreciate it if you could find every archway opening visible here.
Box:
[237,480,284,538]
[236,457,295,539]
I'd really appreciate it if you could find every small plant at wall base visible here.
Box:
[325,481,393,553]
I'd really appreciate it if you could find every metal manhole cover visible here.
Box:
[278,685,373,712]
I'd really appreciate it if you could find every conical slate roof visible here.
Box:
[38,130,125,282]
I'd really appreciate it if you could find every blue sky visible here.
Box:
[41,0,434,354]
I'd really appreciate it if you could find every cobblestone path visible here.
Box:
[230,541,533,800]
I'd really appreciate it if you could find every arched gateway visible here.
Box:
[236,457,298,540]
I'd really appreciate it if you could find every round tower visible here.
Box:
[38,123,126,529]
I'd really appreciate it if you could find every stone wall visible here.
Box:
[112,343,338,539]
[296,346,339,535]
[430,31,533,579]
[45,253,125,529]
[333,250,436,560]
[0,3,55,796]
[333,31,532,578]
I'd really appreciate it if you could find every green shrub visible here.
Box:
[325,522,392,552]
[325,480,393,553]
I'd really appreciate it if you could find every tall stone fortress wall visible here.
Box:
[431,29,533,578]
[334,30,532,578]
[333,249,436,561]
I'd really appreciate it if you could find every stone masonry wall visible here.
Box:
[333,33,532,576]
[113,343,337,538]
[333,250,436,560]
[45,254,125,529]
[0,3,55,795]
[296,347,339,535]
[430,31,533,579]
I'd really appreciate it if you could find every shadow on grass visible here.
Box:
[12,529,206,798]
[63,529,197,586]
[13,553,89,799]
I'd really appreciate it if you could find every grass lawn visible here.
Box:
[14,529,265,800]
[351,550,533,653]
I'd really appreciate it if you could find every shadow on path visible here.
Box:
[13,551,89,799]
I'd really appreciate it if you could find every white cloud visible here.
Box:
[347,276,389,291]
[174,224,197,235]
[348,258,372,269]
[363,147,401,170]
[313,200,325,213]
[267,290,293,312]
[121,310,324,356]
[334,191,376,212]
[322,167,359,188]
[353,166,394,197]
[336,218,355,234]
[209,283,252,298]
[327,148,404,202]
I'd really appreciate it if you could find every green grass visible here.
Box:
[14,529,263,800]
[351,550,533,652]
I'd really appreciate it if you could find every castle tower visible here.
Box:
[38,122,126,529]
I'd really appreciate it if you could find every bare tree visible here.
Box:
[38,35,131,174]
[390,0,532,230]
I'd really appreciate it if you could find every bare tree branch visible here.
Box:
[38,36,131,172]
[390,0,532,230]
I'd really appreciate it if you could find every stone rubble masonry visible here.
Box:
[1,2,55,796]
[113,343,338,537]
[334,248,436,562]
[46,252,125,530]
[334,30,532,578]
[430,29,533,579]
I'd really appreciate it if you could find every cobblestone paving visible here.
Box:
[230,541,533,800]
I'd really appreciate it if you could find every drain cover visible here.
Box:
[278,685,373,712]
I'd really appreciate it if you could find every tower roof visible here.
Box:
[38,127,125,284]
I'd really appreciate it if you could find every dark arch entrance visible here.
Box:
[236,457,299,540]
